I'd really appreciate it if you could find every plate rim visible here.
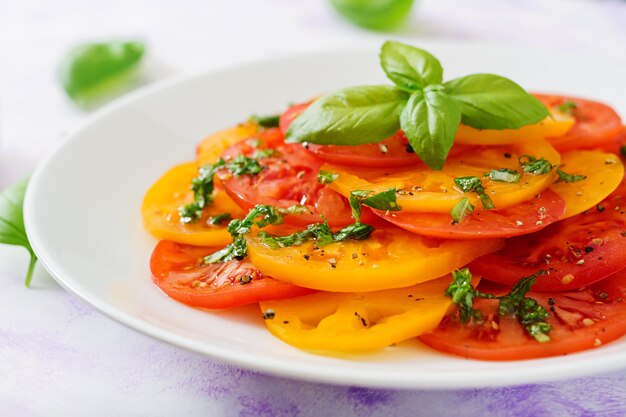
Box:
[24,41,626,389]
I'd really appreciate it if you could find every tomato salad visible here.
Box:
[142,41,626,360]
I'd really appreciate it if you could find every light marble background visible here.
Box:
[2,0,626,416]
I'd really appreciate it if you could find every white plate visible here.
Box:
[24,40,626,389]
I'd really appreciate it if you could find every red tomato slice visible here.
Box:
[420,269,626,360]
[599,126,626,157]
[281,101,462,168]
[150,240,314,309]
[470,180,626,291]
[373,190,565,240]
[536,94,623,153]
[217,128,378,227]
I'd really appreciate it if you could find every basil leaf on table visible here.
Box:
[58,41,145,108]
[380,41,443,92]
[285,85,408,145]
[444,74,549,130]
[400,87,461,170]
[330,0,415,31]
[0,177,37,286]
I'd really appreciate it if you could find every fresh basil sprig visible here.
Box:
[0,177,37,286]
[286,40,548,170]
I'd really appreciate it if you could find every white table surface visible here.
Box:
[2,0,626,416]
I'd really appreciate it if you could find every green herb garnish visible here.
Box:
[318,170,340,185]
[453,176,494,210]
[58,41,145,108]
[204,205,307,263]
[519,155,553,175]
[257,191,389,250]
[450,197,474,223]
[179,154,271,224]
[286,41,548,170]
[556,169,587,183]
[445,269,552,343]
[250,114,280,128]
[0,177,37,286]
[208,213,232,225]
[485,168,521,183]
[557,100,577,115]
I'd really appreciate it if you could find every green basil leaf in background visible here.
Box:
[444,74,549,130]
[400,87,461,170]
[380,41,443,92]
[0,177,37,286]
[285,85,408,145]
[330,0,415,31]
[58,41,145,108]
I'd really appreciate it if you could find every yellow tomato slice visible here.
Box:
[246,226,502,292]
[326,139,561,213]
[455,111,574,145]
[196,122,258,166]
[259,275,475,351]
[142,162,245,246]
[550,151,624,219]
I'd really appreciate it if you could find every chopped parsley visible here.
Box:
[445,269,552,343]
[450,197,474,223]
[484,168,521,183]
[317,170,339,185]
[453,176,494,210]
[519,155,553,175]
[250,114,280,128]
[556,168,587,183]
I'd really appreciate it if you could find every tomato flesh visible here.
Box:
[150,240,314,309]
[470,180,626,291]
[536,94,623,153]
[420,269,626,360]
[217,128,377,227]
[374,190,565,240]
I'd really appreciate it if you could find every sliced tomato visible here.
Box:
[326,139,561,213]
[246,225,503,292]
[150,240,314,309]
[420,269,626,360]
[217,128,377,227]
[470,180,626,291]
[455,109,574,145]
[142,162,246,246]
[279,101,311,135]
[196,122,259,166]
[599,126,626,157]
[549,150,623,219]
[535,94,623,153]
[373,190,565,240]
[259,275,461,351]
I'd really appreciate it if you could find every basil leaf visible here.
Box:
[444,74,549,129]
[58,41,145,108]
[400,87,461,170]
[380,41,443,92]
[556,169,586,183]
[0,177,37,286]
[362,188,401,211]
[450,197,474,223]
[330,0,414,31]
[318,170,339,185]
[285,86,408,145]
[250,114,280,128]
[485,168,521,183]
